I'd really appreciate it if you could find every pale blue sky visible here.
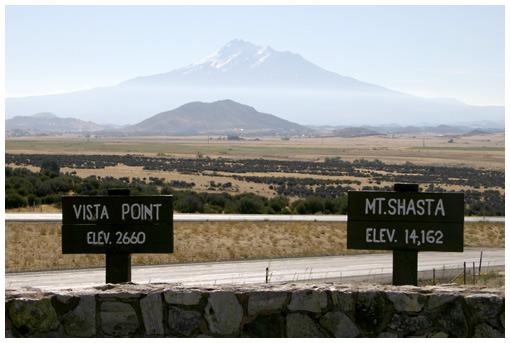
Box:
[4,4,506,106]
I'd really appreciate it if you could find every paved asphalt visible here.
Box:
[4,213,505,222]
[5,247,504,291]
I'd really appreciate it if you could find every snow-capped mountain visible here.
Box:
[122,39,387,92]
[5,39,504,126]
[188,39,275,72]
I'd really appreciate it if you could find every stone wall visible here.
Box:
[5,283,505,338]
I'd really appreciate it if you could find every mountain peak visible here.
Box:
[6,112,104,131]
[187,39,275,72]
[124,99,308,134]
[32,112,59,119]
[224,39,273,52]
[225,38,257,49]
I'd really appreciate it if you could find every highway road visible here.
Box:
[4,213,505,222]
[5,247,504,291]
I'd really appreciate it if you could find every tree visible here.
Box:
[236,194,266,214]
[5,190,27,209]
[269,195,290,213]
[178,194,205,213]
[41,159,60,175]
[303,197,325,214]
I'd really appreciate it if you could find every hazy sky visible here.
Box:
[4,2,506,107]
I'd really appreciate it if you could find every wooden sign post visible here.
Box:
[347,184,464,286]
[106,189,131,284]
[62,189,173,284]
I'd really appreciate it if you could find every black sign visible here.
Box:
[62,195,173,254]
[347,191,464,252]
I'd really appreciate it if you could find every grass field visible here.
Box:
[6,132,505,200]
[5,221,504,272]
[6,132,505,170]
[411,146,505,152]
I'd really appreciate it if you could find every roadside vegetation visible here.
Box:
[5,220,505,272]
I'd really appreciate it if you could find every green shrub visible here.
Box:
[5,190,27,209]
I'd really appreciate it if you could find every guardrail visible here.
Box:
[4,213,505,223]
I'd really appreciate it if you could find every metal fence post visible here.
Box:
[479,251,483,275]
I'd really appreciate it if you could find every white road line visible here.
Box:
[4,213,504,222]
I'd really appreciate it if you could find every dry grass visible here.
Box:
[418,265,505,288]
[6,132,505,170]
[5,221,504,272]
[464,222,506,247]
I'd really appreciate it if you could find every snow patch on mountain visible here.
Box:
[183,39,277,73]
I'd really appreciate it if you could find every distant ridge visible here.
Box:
[123,99,310,135]
[5,112,104,132]
[331,127,383,138]
[31,112,59,119]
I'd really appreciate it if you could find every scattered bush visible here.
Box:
[4,153,505,216]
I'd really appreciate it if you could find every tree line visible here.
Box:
[5,162,504,216]
[5,165,345,215]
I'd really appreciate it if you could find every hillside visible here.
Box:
[331,127,383,138]
[5,112,104,132]
[123,99,309,135]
